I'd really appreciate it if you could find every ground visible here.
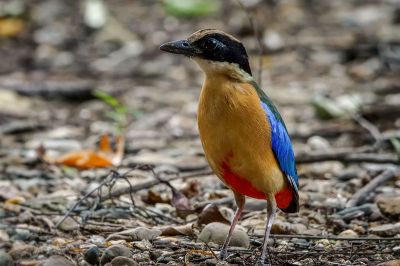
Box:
[0,0,399,265]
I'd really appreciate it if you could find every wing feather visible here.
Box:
[251,81,299,212]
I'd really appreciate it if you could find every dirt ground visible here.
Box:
[0,0,400,265]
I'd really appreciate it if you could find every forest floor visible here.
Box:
[0,0,400,265]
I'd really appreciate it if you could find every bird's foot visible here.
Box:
[218,249,228,261]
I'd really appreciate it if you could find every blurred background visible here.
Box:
[0,0,400,265]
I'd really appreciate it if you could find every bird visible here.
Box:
[160,29,299,265]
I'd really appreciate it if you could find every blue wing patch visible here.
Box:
[261,101,299,190]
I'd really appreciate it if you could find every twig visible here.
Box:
[101,169,212,201]
[236,0,264,86]
[255,233,400,241]
[55,171,114,228]
[346,167,399,207]
[352,114,382,143]
[296,151,398,164]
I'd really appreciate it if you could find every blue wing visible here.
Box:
[250,81,299,212]
[261,101,299,189]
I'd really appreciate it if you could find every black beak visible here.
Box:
[160,40,199,56]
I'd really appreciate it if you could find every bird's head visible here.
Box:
[160,29,252,81]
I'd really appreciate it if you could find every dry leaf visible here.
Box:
[5,196,25,205]
[0,18,24,37]
[160,223,194,236]
[197,204,230,225]
[172,190,195,218]
[143,190,169,205]
[43,134,124,169]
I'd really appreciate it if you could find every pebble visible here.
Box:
[271,221,307,234]
[303,228,322,236]
[325,197,346,210]
[198,222,249,248]
[244,198,268,211]
[339,229,358,237]
[205,258,218,266]
[106,227,161,241]
[84,246,100,265]
[110,256,138,266]
[393,245,400,255]
[100,245,132,265]
[369,223,400,237]
[291,238,310,248]
[0,230,10,242]
[377,196,400,219]
[0,250,14,266]
[377,260,400,266]
[307,136,330,150]
[58,217,80,231]
[39,255,76,266]
[10,228,30,241]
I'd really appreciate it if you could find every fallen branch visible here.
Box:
[347,167,400,208]
[296,151,398,164]
[55,171,115,228]
[261,233,400,241]
[101,169,212,201]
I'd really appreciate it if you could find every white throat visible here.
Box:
[193,58,253,82]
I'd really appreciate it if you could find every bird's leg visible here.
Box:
[219,192,245,260]
[258,194,277,266]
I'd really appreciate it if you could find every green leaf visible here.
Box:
[94,90,120,108]
[164,0,219,18]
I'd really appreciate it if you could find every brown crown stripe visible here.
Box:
[188,29,240,43]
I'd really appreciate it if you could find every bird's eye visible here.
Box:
[203,38,220,50]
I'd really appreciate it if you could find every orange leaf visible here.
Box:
[0,18,24,37]
[55,150,113,169]
[99,134,113,153]
[42,134,125,169]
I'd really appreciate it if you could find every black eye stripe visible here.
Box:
[203,38,222,50]
[191,33,252,76]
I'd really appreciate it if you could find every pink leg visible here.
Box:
[258,194,277,266]
[219,192,245,260]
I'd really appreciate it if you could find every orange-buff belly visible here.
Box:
[221,161,292,209]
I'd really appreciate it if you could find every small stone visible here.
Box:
[11,228,30,241]
[198,222,249,248]
[84,246,100,265]
[307,211,326,224]
[131,251,151,263]
[40,255,76,266]
[377,260,400,266]
[325,197,346,209]
[370,223,400,237]
[271,221,307,234]
[110,256,138,266]
[106,227,161,241]
[307,136,330,150]
[291,238,310,248]
[303,228,322,236]
[205,258,218,266]
[339,229,358,237]
[244,199,268,211]
[263,30,285,51]
[58,217,80,231]
[377,196,400,219]
[0,250,14,266]
[0,230,9,242]
[393,245,400,255]
[100,245,132,265]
